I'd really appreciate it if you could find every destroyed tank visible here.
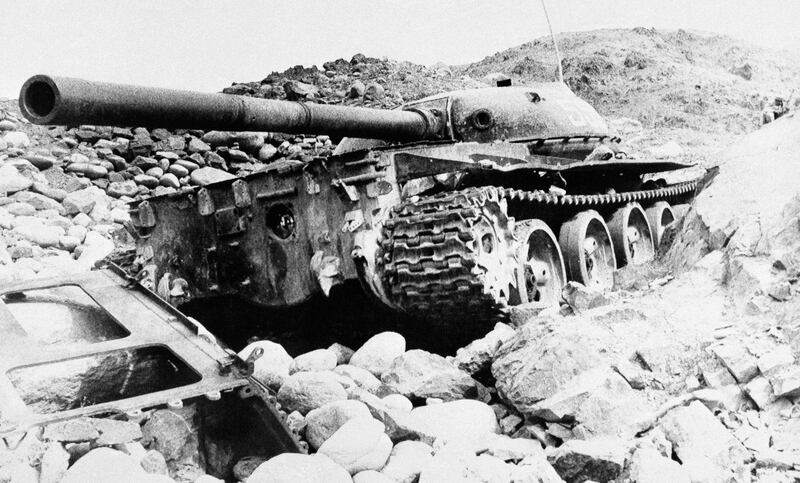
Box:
[20,75,701,326]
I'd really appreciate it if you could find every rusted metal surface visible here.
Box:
[0,267,298,454]
[19,75,442,141]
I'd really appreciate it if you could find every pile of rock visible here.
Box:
[234,330,563,482]
[0,116,123,282]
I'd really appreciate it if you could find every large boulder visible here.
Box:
[350,332,406,377]
[247,453,351,483]
[665,113,800,270]
[277,371,348,415]
[492,321,611,413]
[409,399,500,444]
[317,417,393,474]
[305,400,373,449]
[381,349,480,401]
[527,367,653,439]
[237,340,292,389]
[659,401,750,482]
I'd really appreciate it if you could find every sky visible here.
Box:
[1,0,798,99]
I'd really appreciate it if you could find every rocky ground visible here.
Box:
[1,28,800,483]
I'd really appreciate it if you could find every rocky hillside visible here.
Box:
[459,28,800,163]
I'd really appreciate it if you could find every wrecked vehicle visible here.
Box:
[0,265,304,474]
[19,75,702,326]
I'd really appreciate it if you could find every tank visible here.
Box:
[20,75,702,327]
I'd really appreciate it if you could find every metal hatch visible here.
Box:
[0,267,267,437]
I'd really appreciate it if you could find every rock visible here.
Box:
[65,162,108,179]
[31,182,67,202]
[76,231,115,268]
[547,438,628,483]
[409,399,500,444]
[247,453,351,483]
[23,153,56,170]
[380,440,434,483]
[0,164,33,193]
[159,173,180,189]
[329,342,355,365]
[381,349,480,401]
[3,131,31,148]
[145,167,164,178]
[0,462,39,483]
[711,342,759,383]
[745,375,775,409]
[285,411,307,435]
[134,174,159,189]
[107,181,139,198]
[768,280,792,300]
[238,340,292,389]
[92,418,143,446]
[6,202,36,216]
[628,446,691,483]
[168,164,189,178]
[62,188,100,215]
[13,223,64,247]
[201,131,232,147]
[187,137,211,154]
[492,322,609,414]
[514,454,564,483]
[232,132,265,153]
[484,433,543,462]
[348,80,366,99]
[233,456,267,480]
[452,323,516,375]
[277,371,348,415]
[526,367,652,438]
[0,119,16,131]
[60,447,147,483]
[766,365,800,398]
[318,417,393,474]
[140,450,168,474]
[334,365,382,393]
[290,348,338,374]
[364,83,385,100]
[140,409,194,462]
[189,166,235,186]
[659,401,749,481]
[258,143,279,162]
[757,345,795,374]
[465,454,514,482]
[381,394,413,413]
[561,281,609,312]
[353,470,394,483]
[174,160,199,172]
[350,332,406,377]
[305,399,373,449]
[39,443,70,483]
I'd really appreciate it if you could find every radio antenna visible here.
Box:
[539,0,564,83]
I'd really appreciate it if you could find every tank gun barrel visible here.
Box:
[19,75,441,141]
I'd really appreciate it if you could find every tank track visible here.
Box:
[377,180,697,325]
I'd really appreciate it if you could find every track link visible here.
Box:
[377,180,697,325]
